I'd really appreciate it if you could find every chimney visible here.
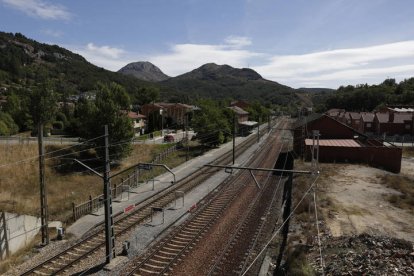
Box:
[389,111,394,123]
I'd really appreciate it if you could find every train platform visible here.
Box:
[67,127,272,241]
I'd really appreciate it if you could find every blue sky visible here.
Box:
[1,0,414,88]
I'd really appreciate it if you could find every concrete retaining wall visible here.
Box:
[3,212,41,256]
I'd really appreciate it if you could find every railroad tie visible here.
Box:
[166,243,184,249]
[67,251,81,257]
[170,238,188,245]
[144,263,165,270]
[180,230,195,236]
[163,246,181,252]
[158,250,177,256]
[186,224,201,230]
[189,220,206,226]
[51,260,66,266]
[33,270,50,275]
[154,254,173,260]
[151,259,170,265]
[139,267,160,274]
[42,265,56,271]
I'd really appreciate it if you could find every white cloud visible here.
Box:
[41,29,63,38]
[85,43,125,59]
[149,37,259,76]
[253,41,414,88]
[67,38,414,88]
[68,43,128,71]
[224,36,252,48]
[2,0,71,20]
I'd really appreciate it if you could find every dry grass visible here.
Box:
[0,233,41,274]
[380,174,414,212]
[0,142,184,273]
[402,147,414,158]
[0,143,173,222]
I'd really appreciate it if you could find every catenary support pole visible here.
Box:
[103,125,115,263]
[233,112,236,164]
[38,123,49,245]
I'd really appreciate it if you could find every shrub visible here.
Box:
[52,120,64,130]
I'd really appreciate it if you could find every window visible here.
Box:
[366,123,372,127]
[405,124,410,130]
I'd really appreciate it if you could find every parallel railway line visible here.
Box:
[21,122,277,276]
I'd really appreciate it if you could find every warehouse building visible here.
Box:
[293,114,402,173]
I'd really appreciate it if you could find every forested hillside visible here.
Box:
[314,78,414,112]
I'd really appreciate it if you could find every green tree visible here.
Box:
[77,82,134,159]
[133,86,160,105]
[192,99,232,147]
[29,82,57,126]
[0,112,18,135]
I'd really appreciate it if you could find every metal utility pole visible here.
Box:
[185,113,189,161]
[268,115,271,133]
[233,112,236,164]
[311,130,320,173]
[37,123,49,245]
[103,125,115,263]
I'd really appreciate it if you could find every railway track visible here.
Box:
[208,127,291,276]
[121,120,288,276]
[21,121,278,276]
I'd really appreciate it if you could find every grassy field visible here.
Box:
[0,142,195,222]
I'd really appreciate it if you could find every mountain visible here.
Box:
[118,61,169,82]
[0,31,152,94]
[160,63,297,106]
[0,32,300,108]
[174,63,262,81]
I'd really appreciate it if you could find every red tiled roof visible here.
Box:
[227,106,249,115]
[376,113,389,123]
[348,112,361,120]
[305,139,361,147]
[361,112,375,122]
[125,111,146,119]
[393,113,412,123]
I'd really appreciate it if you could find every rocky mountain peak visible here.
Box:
[118,61,169,82]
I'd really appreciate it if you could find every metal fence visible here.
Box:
[0,136,79,145]
[72,145,178,221]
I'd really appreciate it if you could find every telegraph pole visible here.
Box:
[37,123,49,245]
[103,125,115,263]
[257,118,260,143]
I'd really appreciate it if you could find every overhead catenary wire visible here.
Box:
[313,186,325,275]
[241,173,320,276]
[0,134,106,168]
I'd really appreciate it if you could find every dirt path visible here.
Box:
[319,164,414,242]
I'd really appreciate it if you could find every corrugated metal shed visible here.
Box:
[305,139,361,147]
